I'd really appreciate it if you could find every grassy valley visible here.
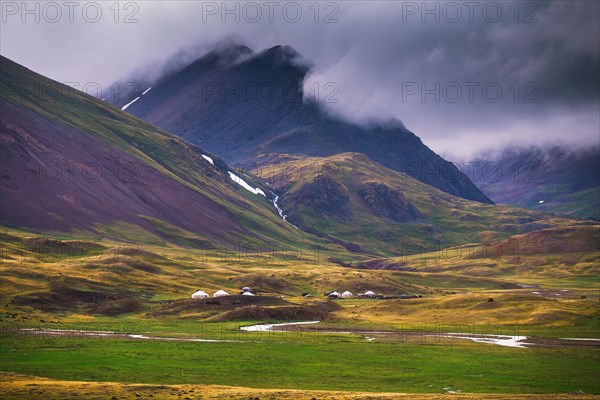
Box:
[0,224,599,398]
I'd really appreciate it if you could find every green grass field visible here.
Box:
[1,226,598,398]
[1,333,599,394]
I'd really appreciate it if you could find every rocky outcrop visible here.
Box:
[357,182,423,222]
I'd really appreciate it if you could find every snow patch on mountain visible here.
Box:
[122,87,152,111]
[228,171,265,196]
[121,97,140,111]
[201,154,214,165]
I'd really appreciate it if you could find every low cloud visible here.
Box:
[2,0,598,158]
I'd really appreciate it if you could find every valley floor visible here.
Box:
[1,372,598,400]
[1,227,598,398]
[2,326,599,396]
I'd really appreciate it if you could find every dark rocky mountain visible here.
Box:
[115,44,493,204]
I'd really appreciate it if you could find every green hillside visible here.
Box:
[254,153,589,257]
[0,56,322,252]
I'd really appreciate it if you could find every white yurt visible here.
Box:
[213,289,229,298]
[329,291,340,297]
[242,291,255,296]
[242,286,251,292]
[341,291,353,298]
[363,290,376,297]
[191,290,209,299]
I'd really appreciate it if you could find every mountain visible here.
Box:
[0,55,596,323]
[252,152,581,256]
[0,56,317,250]
[113,44,493,204]
[463,146,600,219]
[0,55,587,260]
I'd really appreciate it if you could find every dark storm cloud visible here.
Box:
[1,0,598,158]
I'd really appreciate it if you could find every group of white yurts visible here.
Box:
[326,290,376,299]
[190,287,377,300]
[190,286,255,299]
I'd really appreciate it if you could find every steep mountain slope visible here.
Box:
[463,146,600,219]
[115,44,492,204]
[0,56,316,250]
[252,153,582,256]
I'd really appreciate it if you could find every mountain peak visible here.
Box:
[119,45,492,204]
[212,43,254,64]
[183,43,253,71]
[264,44,299,58]
[254,44,309,71]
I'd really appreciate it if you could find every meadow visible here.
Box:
[0,226,598,399]
[1,329,599,395]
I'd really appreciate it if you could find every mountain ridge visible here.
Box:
[115,44,493,204]
[253,152,582,256]
[463,145,600,219]
[0,55,318,251]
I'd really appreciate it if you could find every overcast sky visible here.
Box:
[1,0,598,159]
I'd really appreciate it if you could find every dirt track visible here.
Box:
[1,372,598,400]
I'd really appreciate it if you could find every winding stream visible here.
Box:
[270,192,297,228]
[18,325,599,348]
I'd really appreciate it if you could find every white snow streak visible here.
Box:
[121,97,140,111]
[228,171,265,196]
[201,154,214,165]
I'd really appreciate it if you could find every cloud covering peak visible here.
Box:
[2,0,598,158]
